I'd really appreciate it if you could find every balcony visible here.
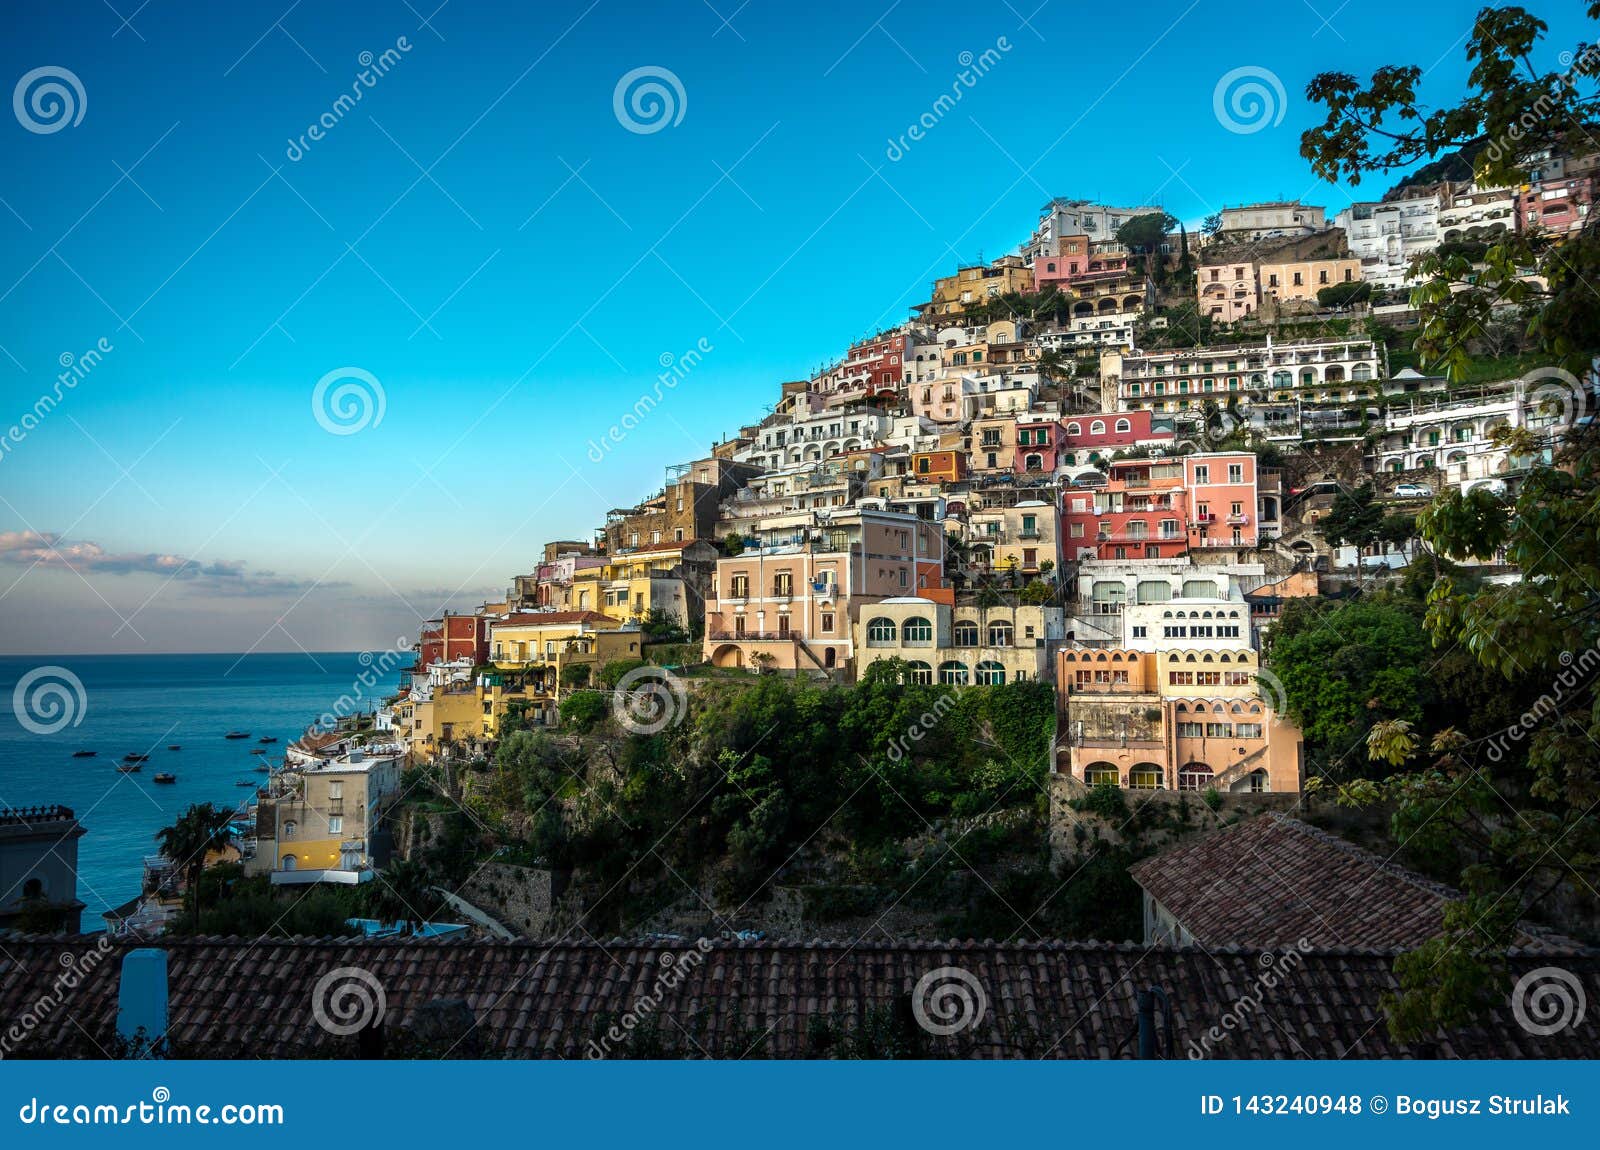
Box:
[1017,527,1042,540]
[1226,513,1250,525]
[708,630,794,642]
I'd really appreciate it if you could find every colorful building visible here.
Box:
[1057,647,1303,793]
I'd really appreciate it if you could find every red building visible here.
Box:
[1015,417,1062,475]
[418,612,491,667]
[1060,410,1174,466]
[1062,458,1192,562]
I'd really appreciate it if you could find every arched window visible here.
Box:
[282,820,298,840]
[904,660,933,685]
[953,620,979,646]
[1084,763,1118,786]
[281,854,298,871]
[976,660,1006,685]
[21,877,44,900]
[1178,762,1214,792]
[1128,766,1164,790]
[1090,420,1106,435]
[938,660,970,685]
[1115,418,1131,433]
[902,616,933,645]
[866,617,897,644]
[1066,422,1082,435]
[1024,453,1044,471]
[987,621,1014,646]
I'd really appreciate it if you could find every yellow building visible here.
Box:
[487,611,644,730]
[1257,257,1362,305]
[924,258,1035,315]
[271,749,403,884]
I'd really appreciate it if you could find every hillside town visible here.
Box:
[6,10,1600,1059]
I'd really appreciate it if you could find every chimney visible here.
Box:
[118,948,168,1054]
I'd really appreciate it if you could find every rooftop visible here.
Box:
[3,935,1595,1059]
[1130,813,1583,952]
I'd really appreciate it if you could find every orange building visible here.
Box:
[1056,647,1302,793]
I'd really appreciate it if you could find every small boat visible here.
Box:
[116,764,142,774]
[253,765,270,773]
[152,773,176,784]
[167,744,181,751]
[258,736,277,744]
[223,731,250,740]
[72,750,97,758]
[235,780,256,787]
[249,747,266,755]
[122,753,149,763]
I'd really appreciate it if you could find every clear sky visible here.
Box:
[1,0,1591,654]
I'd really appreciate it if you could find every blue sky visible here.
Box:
[0,0,1590,653]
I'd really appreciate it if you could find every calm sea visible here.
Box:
[0,652,405,921]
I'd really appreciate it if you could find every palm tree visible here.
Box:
[154,802,235,924]
[365,858,440,934]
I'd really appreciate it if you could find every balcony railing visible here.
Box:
[708,630,794,642]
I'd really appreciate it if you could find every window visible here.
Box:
[1084,765,1118,786]
[905,660,933,685]
[987,622,1013,646]
[1131,625,1147,638]
[1236,723,1264,738]
[327,816,343,835]
[976,661,1005,685]
[903,617,934,645]
[282,820,298,839]
[938,660,970,685]
[1128,767,1164,790]
[866,617,897,644]
[821,612,835,633]
[953,621,979,646]
[1228,463,1244,483]
[1177,763,1214,791]
[1193,465,1209,483]
[1115,418,1130,433]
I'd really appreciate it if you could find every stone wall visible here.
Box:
[457,862,566,938]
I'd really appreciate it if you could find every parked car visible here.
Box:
[1393,482,1433,498]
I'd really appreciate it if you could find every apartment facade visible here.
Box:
[1334,193,1442,290]
[855,598,1066,685]
[271,748,404,884]
[703,508,945,673]
[1056,647,1303,793]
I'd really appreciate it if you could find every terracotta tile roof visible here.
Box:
[1129,813,1580,952]
[493,612,616,628]
[2,936,1596,1059]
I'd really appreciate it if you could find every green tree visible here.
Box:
[1316,281,1372,308]
[154,803,235,925]
[560,690,608,731]
[1301,2,1600,1037]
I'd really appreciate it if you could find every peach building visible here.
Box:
[1257,258,1361,304]
[1056,647,1302,793]
[1197,262,1257,323]
[703,508,944,674]
[1184,452,1258,551]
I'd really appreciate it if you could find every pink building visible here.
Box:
[1033,234,1133,292]
[1185,453,1259,551]
[1197,263,1257,324]
[1521,175,1593,236]
[1060,411,1175,465]
[703,509,945,673]
[1015,417,1062,476]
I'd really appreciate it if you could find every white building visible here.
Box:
[1370,378,1569,491]
[1334,193,1443,291]
[1438,185,1518,244]
[1216,201,1328,241]
[1022,198,1164,262]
